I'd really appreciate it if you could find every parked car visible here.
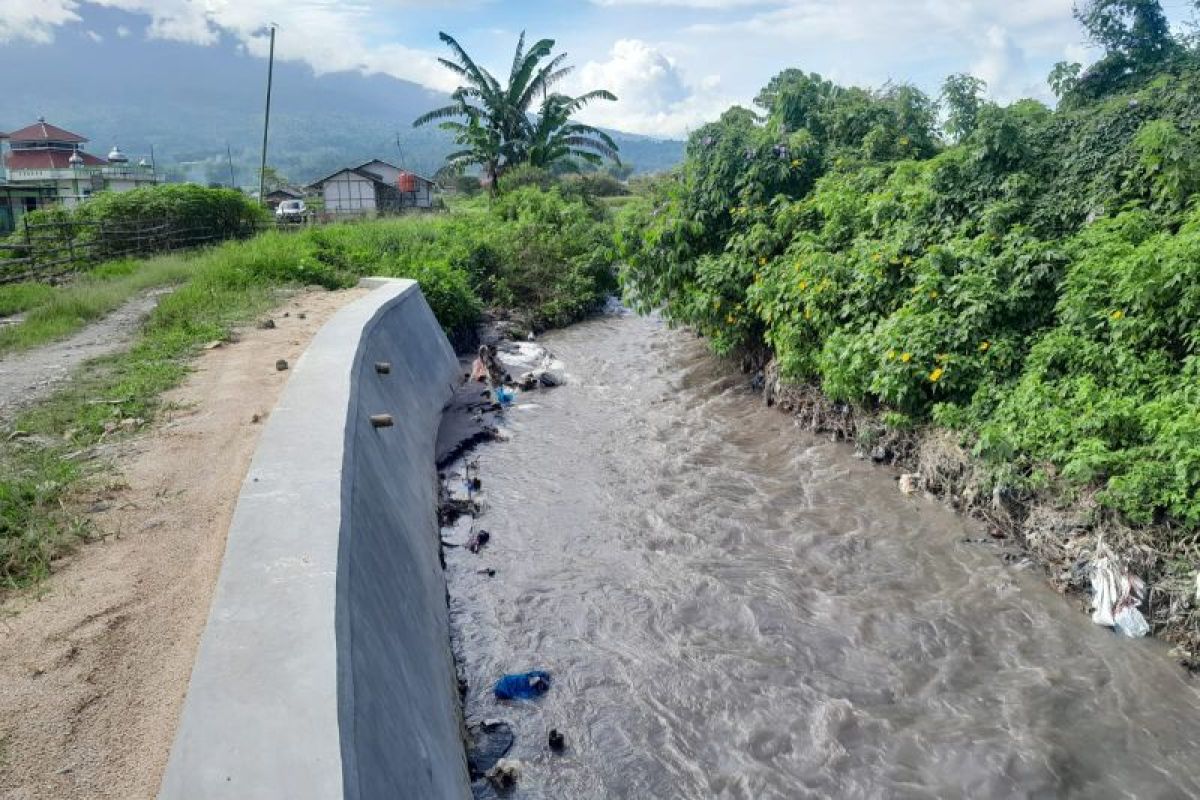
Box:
[275,199,307,221]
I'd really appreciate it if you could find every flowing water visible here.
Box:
[443,310,1200,800]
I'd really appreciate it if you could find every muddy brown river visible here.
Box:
[443,310,1200,799]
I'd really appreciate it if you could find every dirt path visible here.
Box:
[0,289,173,425]
[0,287,368,800]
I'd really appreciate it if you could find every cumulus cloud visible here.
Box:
[86,29,103,42]
[0,0,80,44]
[115,24,130,37]
[572,39,733,137]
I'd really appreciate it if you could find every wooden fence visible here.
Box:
[0,214,270,285]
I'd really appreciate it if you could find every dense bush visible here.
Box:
[617,43,1200,530]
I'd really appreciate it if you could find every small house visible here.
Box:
[308,159,435,216]
[263,186,304,209]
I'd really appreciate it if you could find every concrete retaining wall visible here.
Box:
[160,279,470,800]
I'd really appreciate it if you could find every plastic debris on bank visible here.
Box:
[1090,539,1150,638]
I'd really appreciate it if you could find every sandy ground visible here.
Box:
[0,287,368,800]
[0,289,172,426]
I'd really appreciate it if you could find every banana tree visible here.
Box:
[414,31,619,190]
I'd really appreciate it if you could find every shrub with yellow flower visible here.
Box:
[929,367,944,383]
[1110,310,1125,320]
[979,341,990,352]
[900,352,912,363]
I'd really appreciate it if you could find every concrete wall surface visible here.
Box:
[159,279,470,800]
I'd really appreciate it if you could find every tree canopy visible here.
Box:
[414,31,618,190]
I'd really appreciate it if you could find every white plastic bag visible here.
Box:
[1089,540,1149,638]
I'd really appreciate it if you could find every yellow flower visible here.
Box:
[1110,310,1125,320]
[929,291,939,300]
[900,352,912,363]
[979,341,990,352]
[887,349,897,361]
[798,280,809,290]
[900,136,911,146]
[791,159,802,168]
[929,367,944,383]
[759,256,768,266]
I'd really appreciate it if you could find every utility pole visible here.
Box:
[226,142,237,189]
[258,24,277,205]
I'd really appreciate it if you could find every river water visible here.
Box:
[443,310,1200,799]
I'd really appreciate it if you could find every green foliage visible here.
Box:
[618,47,1200,530]
[2,185,619,587]
[940,73,988,142]
[414,31,618,184]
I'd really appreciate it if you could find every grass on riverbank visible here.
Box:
[1,188,619,589]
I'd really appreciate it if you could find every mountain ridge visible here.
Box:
[0,28,683,186]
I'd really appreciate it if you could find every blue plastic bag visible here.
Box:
[495,387,515,406]
[493,670,551,700]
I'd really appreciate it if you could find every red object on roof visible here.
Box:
[397,172,417,193]
[6,120,88,144]
[4,149,107,169]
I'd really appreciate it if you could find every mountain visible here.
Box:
[0,28,684,187]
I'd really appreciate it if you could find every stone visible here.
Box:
[548,728,565,752]
[898,473,920,495]
[485,758,522,790]
[258,319,276,330]
[275,359,289,372]
[870,445,890,464]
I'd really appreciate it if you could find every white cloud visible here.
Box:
[573,39,733,137]
[86,28,103,42]
[115,24,130,37]
[70,0,457,89]
[0,0,80,44]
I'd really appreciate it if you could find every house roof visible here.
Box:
[5,149,107,169]
[310,161,436,189]
[6,120,88,144]
[265,186,304,198]
[308,166,394,189]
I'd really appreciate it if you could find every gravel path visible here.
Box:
[0,290,170,426]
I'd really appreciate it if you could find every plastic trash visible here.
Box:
[495,386,515,406]
[485,758,522,789]
[493,670,551,700]
[466,530,490,554]
[1090,540,1149,638]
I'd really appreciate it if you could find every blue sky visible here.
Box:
[4,1,1198,137]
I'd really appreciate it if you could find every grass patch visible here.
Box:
[0,283,56,317]
[0,256,200,354]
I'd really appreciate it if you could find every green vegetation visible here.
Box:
[1,186,617,588]
[415,31,619,186]
[0,283,55,317]
[617,1,1200,652]
[0,258,197,353]
[6,184,267,277]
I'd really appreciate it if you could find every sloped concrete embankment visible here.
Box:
[159,279,470,799]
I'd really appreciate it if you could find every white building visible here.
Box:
[0,118,158,218]
[308,159,435,217]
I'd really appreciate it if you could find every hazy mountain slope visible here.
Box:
[0,31,683,185]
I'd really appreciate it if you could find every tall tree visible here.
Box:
[1074,0,1174,64]
[414,31,618,190]
[940,73,987,142]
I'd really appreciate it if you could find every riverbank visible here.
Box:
[754,357,1199,671]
